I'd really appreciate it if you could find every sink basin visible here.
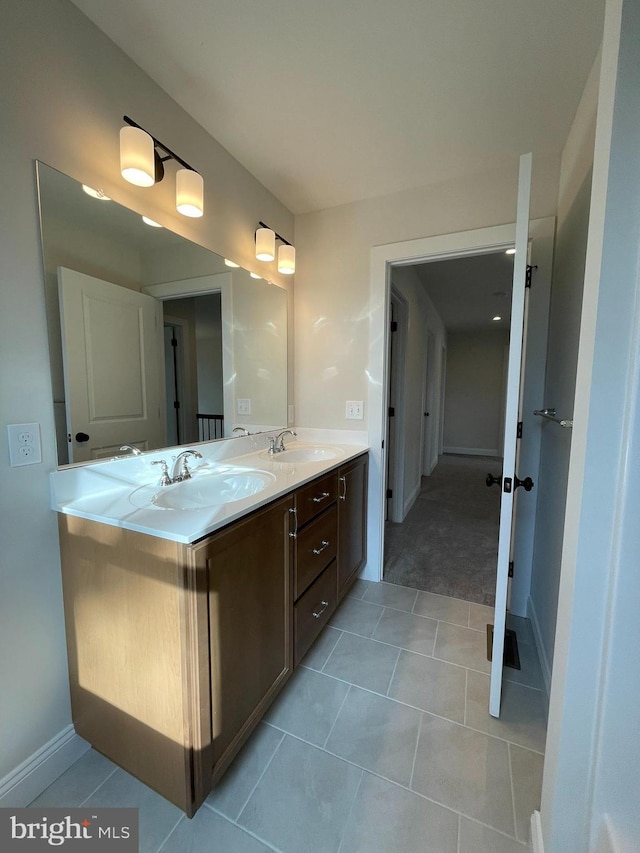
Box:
[265,444,341,463]
[129,468,275,511]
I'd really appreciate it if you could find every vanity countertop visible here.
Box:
[50,433,368,544]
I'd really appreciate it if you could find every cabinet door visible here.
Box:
[337,454,369,598]
[190,495,293,778]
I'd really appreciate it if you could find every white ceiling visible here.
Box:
[413,252,515,332]
[70,0,604,215]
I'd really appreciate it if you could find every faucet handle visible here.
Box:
[152,459,171,487]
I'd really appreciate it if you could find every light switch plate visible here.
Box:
[237,398,252,415]
[7,422,42,466]
[346,401,364,420]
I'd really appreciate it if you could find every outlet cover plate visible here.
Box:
[7,423,42,466]
[237,398,251,415]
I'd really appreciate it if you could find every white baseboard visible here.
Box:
[528,595,552,697]
[443,446,499,457]
[531,811,544,853]
[0,726,90,807]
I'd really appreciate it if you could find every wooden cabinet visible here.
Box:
[58,495,293,817]
[292,473,339,664]
[57,453,367,817]
[337,453,369,598]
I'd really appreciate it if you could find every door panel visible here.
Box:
[58,267,165,462]
[489,153,532,717]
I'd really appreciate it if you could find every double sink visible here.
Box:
[130,444,341,512]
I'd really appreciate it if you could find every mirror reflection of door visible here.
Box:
[58,267,165,462]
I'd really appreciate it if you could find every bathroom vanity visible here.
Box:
[52,437,367,816]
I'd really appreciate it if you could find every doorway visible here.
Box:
[383,251,512,604]
[367,218,554,620]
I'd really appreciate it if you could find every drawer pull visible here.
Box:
[312,491,331,503]
[288,506,298,539]
[339,475,347,501]
[312,540,330,555]
[312,600,330,619]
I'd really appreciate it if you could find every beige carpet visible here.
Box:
[383,454,502,606]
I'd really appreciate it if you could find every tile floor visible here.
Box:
[30,581,547,853]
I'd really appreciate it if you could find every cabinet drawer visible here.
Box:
[294,560,338,665]
[295,471,338,527]
[295,504,337,599]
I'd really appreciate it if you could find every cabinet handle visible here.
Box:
[288,506,297,539]
[312,539,330,555]
[339,475,347,501]
[312,491,331,503]
[312,600,329,619]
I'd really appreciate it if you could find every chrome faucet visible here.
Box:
[268,429,297,455]
[119,444,142,456]
[232,426,250,436]
[170,449,203,483]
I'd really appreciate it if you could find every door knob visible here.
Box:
[486,473,502,488]
[515,475,534,491]
[75,432,90,442]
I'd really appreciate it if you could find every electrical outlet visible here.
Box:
[7,423,42,467]
[346,401,364,420]
[237,398,252,415]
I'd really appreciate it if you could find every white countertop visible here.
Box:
[50,431,368,544]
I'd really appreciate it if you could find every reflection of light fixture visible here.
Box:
[493,315,502,321]
[225,259,240,268]
[255,220,295,273]
[142,216,162,227]
[506,248,516,255]
[250,272,262,279]
[82,185,110,200]
[119,116,204,217]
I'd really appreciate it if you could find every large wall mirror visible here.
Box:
[36,162,288,466]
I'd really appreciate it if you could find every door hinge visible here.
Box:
[517,421,523,439]
[390,320,398,332]
[388,406,395,417]
[508,561,514,578]
[386,488,393,499]
[173,401,180,409]
[525,264,538,289]
[171,337,178,348]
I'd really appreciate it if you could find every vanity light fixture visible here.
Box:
[224,259,240,268]
[492,315,502,321]
[250,272,262,280]
[255,220,295,274]
[505,248,516,255]
[142,216,162,227]
[120,116,204,217]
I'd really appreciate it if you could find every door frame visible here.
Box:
[365,217,555,591]
[387,287,409,523]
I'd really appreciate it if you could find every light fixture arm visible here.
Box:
[123,115,197,177]
[257,220,293,247]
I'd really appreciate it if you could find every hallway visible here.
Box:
[384,454,502,605]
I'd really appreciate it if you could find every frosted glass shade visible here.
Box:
[176,169,204,217]
[278,243,296,275]
[120,126,155,187]
[256,227,275,262]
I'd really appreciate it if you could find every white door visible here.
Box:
[489,153,532,717]
[58,267,165,462]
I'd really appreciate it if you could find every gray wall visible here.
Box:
[0,0,292,785]
[443,330,509,456]
[528,53,599,686]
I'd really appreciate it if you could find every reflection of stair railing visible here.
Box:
[197,413,224,441]
[533,408,573,428]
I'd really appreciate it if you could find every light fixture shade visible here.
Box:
[256,227,275,262]
[120,126,155,187]
[176,169,204,217]
[278,243,296,275]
